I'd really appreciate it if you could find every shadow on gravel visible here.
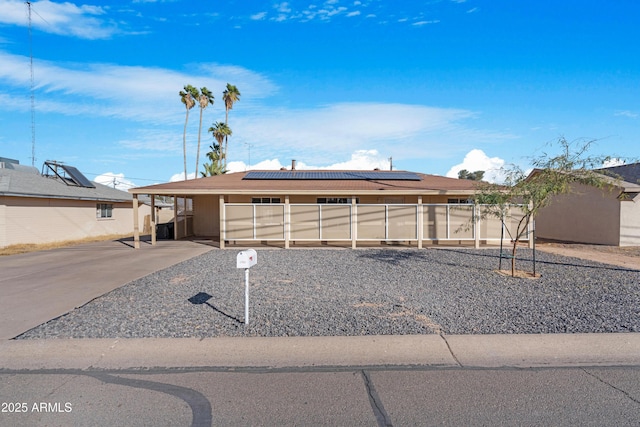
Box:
[188,292,242,324]
[441,248,638,273]
[357,249,429,265]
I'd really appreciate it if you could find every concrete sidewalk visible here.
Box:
[0,239,213,340]
[2,333,640,370]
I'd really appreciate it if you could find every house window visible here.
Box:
[96,203,113,218]
[251,197,281,204]
[317,197,359,204]
[447,198,472,204]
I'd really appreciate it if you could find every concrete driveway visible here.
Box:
[0,239,213,340]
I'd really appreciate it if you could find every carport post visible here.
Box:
[151,194,156,245]
[418,196,423,249]
[173,195,178,240]
[351,197,357,249]
[474,204,480,249]
[284,195,290,249]
[133,194,140,249]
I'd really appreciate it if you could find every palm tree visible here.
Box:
[208,121,232,173]
[201,143,225,177]
[179,84,198,180]
[222,83,240,169]
[195,87,214,178]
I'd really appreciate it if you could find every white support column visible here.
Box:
[417,196,423,249]
[474,204,480,249]
[183,196,188,238]
[351,197,357,249]
[219,195,225,249]
[173,195,178,240]
[133,194,140,249]
[150,195,157,245]
[284,195,290,249]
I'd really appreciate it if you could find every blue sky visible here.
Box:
[0,0,638,189]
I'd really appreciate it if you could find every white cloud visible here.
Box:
[446,149,506,183]
[232,102,515,166]
[227,149,392,173]
[169,171,197,182]
[466,7,479,13]
[602,158,626,168]
[615,110,638,118]
[227,158,284,173]
[413,20,439,26]
[0,0,121,39]
[260,1,354,23]
[94,172,137,190]
[275,2,291,13]
[250,11,267,20]
[0,50,277,124]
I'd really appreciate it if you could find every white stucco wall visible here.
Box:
[619,192,640,246]
[1,196,139,248]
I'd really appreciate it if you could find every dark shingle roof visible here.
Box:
[599,162,640,185]
[0,167,132,202]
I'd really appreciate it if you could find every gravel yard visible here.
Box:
[17,248,640,339]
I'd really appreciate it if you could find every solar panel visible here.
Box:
[61,165,95,188]
[243,171,421,181]
[42,161,96,188]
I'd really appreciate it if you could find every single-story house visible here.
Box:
[534,163,640,246]
[0,158,167,248]
[128,168,529,249]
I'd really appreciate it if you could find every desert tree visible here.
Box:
[474,137,615,277]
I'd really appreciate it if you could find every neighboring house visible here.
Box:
[129,168,528,249]
[0,158,159,248]
[534,163,640,246]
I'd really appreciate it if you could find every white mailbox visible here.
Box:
[236,249,257,269]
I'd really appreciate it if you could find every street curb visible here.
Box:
[2,333,640,371]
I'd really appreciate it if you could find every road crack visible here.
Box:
[361,370,393,427]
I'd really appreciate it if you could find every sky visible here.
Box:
[0,0,638,190]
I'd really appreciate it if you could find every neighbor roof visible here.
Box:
[598,162,640,186]
[129,170,481,196]
[0,167,132,202]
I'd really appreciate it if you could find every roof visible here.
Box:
[129,170,481,196]
[598,163,640,186]
[528,165,640,193]
[0,167,132,202]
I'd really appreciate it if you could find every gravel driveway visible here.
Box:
[17,248,640,339]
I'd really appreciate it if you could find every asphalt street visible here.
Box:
[2,365,640,426]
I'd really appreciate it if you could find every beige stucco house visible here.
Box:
[0,158,163,248]
[129,169,528,249]
[534,163,640,246]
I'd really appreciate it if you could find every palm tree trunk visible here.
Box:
[183,111,189,180]
[224,109,229,170]
[195,108,203,178]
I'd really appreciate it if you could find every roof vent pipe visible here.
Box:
[291,159,296,170]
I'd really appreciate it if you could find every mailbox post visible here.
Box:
[236,249,257,325]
